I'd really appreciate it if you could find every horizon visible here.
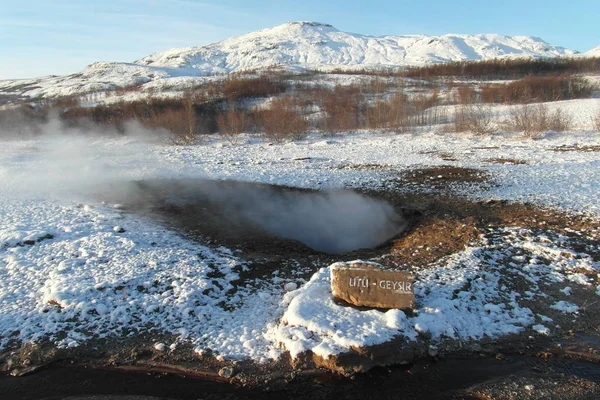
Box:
[2,0,599,80]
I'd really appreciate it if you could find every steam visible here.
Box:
[113,179,407,254]
[0,117,169,201]
[239,188,406,253]
[1,117,406,254]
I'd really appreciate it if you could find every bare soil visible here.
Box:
[550,145,600,152]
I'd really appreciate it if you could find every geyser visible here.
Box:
[107,179,408,254]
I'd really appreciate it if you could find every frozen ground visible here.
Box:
[1,113,600,363]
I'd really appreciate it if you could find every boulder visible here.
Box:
[330,261,415,309]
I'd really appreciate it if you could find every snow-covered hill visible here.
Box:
[584,45,600,57]
[0,22,580,100]
[138,22,577,71]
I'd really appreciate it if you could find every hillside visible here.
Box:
[137,22,577,71]
[585,45,600,57]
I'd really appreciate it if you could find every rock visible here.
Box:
[153,343,166,352]
[330,261,415,309]
[218,366,235,379]
[311,336,423,375]
[427,346,439,357]
[5,357,18,370]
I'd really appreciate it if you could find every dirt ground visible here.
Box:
[2,167,600,399]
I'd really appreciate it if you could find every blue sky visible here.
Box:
[1,0,598,79]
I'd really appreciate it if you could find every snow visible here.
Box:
[560,286,572,296]
[154,343,167,352]
[550,301,580,314]
[271,223,597,357]
[583,45,600,57]
[1,105,600,361]
[532,324,550,335]
[138,22,576,72]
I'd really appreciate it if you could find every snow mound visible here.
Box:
[270,246,537,359]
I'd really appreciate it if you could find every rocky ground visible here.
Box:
[2,164,600,399]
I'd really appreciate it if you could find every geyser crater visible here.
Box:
[103,179,408,254]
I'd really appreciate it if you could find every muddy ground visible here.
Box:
[2,166,600,399]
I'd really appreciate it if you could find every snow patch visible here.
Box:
[550,301,580,314]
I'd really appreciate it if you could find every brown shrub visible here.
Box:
[402,57,600,80]
[261,96,308,142]
[320,86,362,132]
[142,98,196,144]
[504,104,572,138]
[362,92,411,130]
[222,76,287,101]
[455,84,477,105]
[216,102,250,143]
[546,108,573,132]
[411,88,443,126]
[0,104,48,137]
[454,104,497,135]
[327,58,600,80]
[480,84,504,103]
[53,96,80,109]
[481,75,591,104]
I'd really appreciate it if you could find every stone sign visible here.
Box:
[330,262,415,309]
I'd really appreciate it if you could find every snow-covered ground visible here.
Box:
[1,112,600,362]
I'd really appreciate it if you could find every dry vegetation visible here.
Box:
[400,57,600,80]
[454,104,497,135]
[329,57,600,80]
[2,57,598,142]
[503,104,573,138]
[479,75,591,104]
[261,96,308,142]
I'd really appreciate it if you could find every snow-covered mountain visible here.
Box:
[584,45,600,57]
[0,22,580,101]
[138,22,576,72]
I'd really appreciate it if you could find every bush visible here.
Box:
[454,84,477,105]
[504,104,572,138]
[222,76,287,101]
[362,92,412,130]
[454,104,497,135]
[481,75,592,104]
[216,102,250,143]
[261,96,308,142]
[546,107,573,132]
[410,88,442,126]
[140,95,197,144]
[402,57,600,80]
[320,86,362,132]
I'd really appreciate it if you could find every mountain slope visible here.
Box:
[137,22,577,72]
[0,22,580,101]
[584,45,600,57]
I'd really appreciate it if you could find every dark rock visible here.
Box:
[218,366,235,379]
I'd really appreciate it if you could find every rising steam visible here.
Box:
[111,179,407,254]
[1,118,406,254]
